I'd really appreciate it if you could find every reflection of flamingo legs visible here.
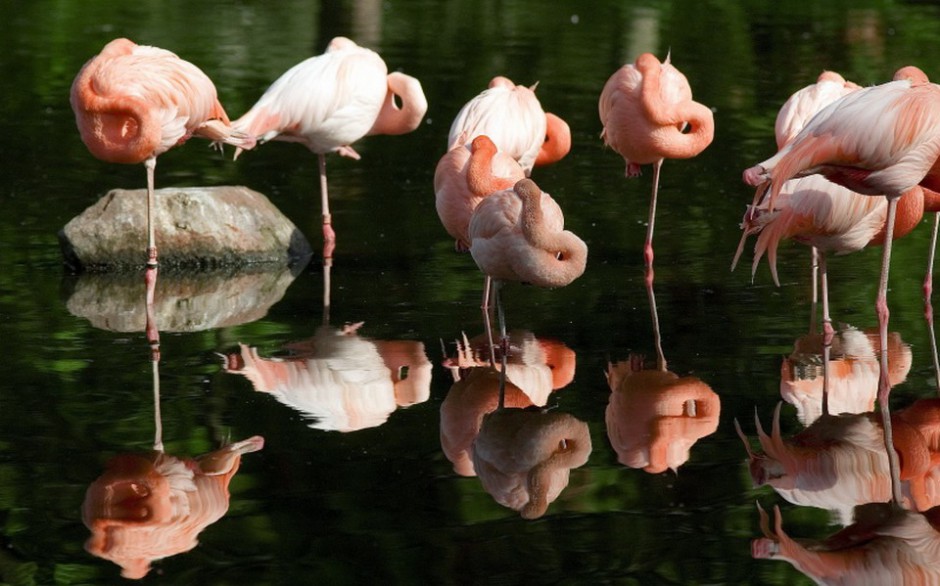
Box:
[322,258,332,326]
[644,267,666,372]
[144,265,163,452]
[877,198,903,505]
[925,214,940,393]
[480,277,509,409]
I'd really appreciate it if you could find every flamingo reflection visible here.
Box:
[606,267,720,473]
[781,326,911,425]
[440,331,576,475]
[84,270,265,579]
[224,324,431,432]
[752,502,940,585]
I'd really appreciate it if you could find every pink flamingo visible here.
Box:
[468,178,587,370]
[70,38,256,266]
[434,134,525,251]
[742,68,940,503]
[599,52,715,271]
[233,37,428,258]
[447,76,571,175]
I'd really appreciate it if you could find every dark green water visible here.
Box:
[5,1,940,584]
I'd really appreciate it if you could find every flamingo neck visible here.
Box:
[467,140,516,195]
[367,72,428,136]
[516,182,588,285]
[534,113,572,166]
[636,53,715,159]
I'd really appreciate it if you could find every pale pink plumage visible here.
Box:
[599,52,714,268]
[447,76,571,175]
[742,71,940,504]
[233,36,428,257]
[434,134,525,251]
[70,37,255,265]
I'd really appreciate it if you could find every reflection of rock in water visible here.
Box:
[82,436,264,580]
[64,264,304,332]
[224,324,432,432]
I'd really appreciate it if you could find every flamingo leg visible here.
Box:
[319,153,336,259]
[925,212,940,394]
[322,258,332,327]
[643,159,663,269]
[145,156,158,266]
[494,280,508,410]
[145,264,163,452]
[645,266,667,372]
[819,251,832,416]
[481,276,497,368]
[810,247,820,334]
[877,195,903,505]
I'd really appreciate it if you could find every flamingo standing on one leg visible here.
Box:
[599,52,714,272]
[742,70,940,505]
[448,76,571,175]
[233,36,428,259]
[434,135,526,251]
[468,178,587,400]
[70,38,256,267]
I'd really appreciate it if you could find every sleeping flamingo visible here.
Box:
[742,69,940,504]
[468,178,587,374]
[447,76,571,175]
[599,52,714,271]
[70,38,256,266]
[233,36,428,258]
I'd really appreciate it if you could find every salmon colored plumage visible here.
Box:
[599,52,714,269]
[70,38,255,266]
[233,36,428,258]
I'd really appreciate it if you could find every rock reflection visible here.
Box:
[752,502,940,585]
[781,326,912,425]
[606,354,720,473]
[82,436,264,579]
[473,407,591,519]
[223,322,432,432]
[66,264,304,332]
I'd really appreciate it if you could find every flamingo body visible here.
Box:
[448,76,570,174]
[469,179,587,288]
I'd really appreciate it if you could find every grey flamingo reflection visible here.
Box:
[440,331,590,518]
[83,267,265,579]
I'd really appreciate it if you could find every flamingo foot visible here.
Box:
[146,246,158,267]
[643,243,654,270]
[743,165,767,187]
[626,162,642,178]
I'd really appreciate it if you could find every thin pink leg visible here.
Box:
[877,195,903,505]
[924,213,940,393]
[319,153,336,259]
[819,252,833,416]
[145,156,158,266]
[480,276,497,368]
[810,247,819,334]
[643,159,663,269]
[644,266,667,372]
[144,263,162,452]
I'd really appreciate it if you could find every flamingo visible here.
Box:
[70,38,256,266]
[447,76,571,175]
[742,69,940,506]
[233,36,428,258]
[468,178,587,375]
[599,52,715,271]
[434,134,525,251]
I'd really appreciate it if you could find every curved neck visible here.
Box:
[467,139,518,195]
[517,184,588,285]
[534,112,571,166]
[367,72,428,136]
[637,54,715,159]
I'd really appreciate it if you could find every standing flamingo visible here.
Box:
[233,36,428,258]
[742,70,940,505]
[448,76,571,175]
[70,38,256,266]
[599,52,714,271]
[468,178,587,382]
[434,134,526,251]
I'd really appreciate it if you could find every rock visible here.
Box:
[64,263,306,332]
[59,186,311,271]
